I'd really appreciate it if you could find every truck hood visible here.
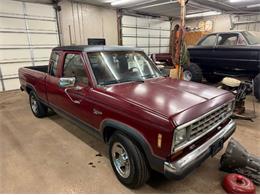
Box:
[104,77,233,125]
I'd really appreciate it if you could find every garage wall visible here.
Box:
[231,14,260,31]
[121,15,171,55]
[59,0,118,45]
[0,0,59,92]
[184,14,260,32]
[184,14,232,32]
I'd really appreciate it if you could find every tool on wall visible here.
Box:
[169,0,189,79]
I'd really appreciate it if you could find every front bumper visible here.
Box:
[164,119,236,179]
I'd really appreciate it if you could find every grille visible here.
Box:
[187,104,230,140]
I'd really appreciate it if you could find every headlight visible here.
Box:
[174,128,187,146]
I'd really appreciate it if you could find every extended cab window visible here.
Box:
[199,35,217,46]
[63,54,88,85]
[49,52,59,76]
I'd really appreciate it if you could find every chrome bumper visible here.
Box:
[164,119,236,179]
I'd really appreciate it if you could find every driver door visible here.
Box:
[58,52,94,126]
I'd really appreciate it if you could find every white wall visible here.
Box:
[175,13,260,33]
[185,14,231,32]
[58,0,118,45]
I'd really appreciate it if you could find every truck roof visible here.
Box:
[53,45,143,52]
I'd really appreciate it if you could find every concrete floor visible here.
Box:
[0,90,259,193]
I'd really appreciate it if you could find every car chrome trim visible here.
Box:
[165,119,236,176]
[171,99,235,153]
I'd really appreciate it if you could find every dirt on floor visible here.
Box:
[0,90,259,193]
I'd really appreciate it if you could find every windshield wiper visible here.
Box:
[100,80,119,85]
[141,73,157,78]
[119,78,144,83]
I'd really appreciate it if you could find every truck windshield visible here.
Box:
[87,51,162,85]
[242,31,260,45]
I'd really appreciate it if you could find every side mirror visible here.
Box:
[59,77,76,88]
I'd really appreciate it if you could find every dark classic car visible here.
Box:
[188,31,260,82]
[151,31,260,100]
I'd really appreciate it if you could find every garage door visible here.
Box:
[121,15,171,55]
[0,0,59,92]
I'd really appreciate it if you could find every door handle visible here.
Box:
[64,86,83,104]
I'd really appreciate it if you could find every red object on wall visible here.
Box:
[222,173,256,194]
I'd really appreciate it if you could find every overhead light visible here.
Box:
[186,11,222,19]
[247,4,260,8]
[111,0,141,6]
[229,0,245,3]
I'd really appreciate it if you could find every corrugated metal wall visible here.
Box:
[59,0,118,46]
[121,15,171,55]
[232,14,260,31]
[0,0,59,91]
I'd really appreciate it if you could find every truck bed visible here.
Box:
[24,65,49,73]
[18,65,49,101]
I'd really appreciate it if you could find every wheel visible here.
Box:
[29,91,48,118]
[109,133,150,188]
[204,72,223,83]
[183,63,202,83]
[254,73,260,100]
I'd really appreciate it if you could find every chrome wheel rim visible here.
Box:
[30,95,38,114]
[183,70,192,81]
[111,142,130,178]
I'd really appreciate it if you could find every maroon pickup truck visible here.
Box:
[19,45,236,188]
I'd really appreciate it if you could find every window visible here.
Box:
[242,31,260,45]
[63,54,88,85]
[217,34,240,46]
[49,52,59,76]
[199,35,217,46]
[88,51,161,85]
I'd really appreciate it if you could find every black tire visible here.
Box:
[109,132,150,188]
[204,73,223,83]
[254,73,260,100]
[183,63,203,83]
[29,91,48,118]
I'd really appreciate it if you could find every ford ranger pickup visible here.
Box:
[18,45,236,188]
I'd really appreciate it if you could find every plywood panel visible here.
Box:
[122,16,136,26]
[30,34,58,45]
[33,48,52,59]
[122,27,136,36]
[122,37,136,46]
[0,18,25,29]
[0,49,31,61]
[150,38,160,46]
[0,0,23,14]
[150,30,160,37]
[137,29,148,36]
[28,20,57,31]
[25,2,55,18]
[137,18,148,27]
[0,62,32,78]
[149,47,159,53]
[137,38,148,46]
[3,79,20,91]
[0,33,28,45]
[160,47,169,53]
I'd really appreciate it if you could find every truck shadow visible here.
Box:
[48,113,108,158]
[47,112,225,193]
